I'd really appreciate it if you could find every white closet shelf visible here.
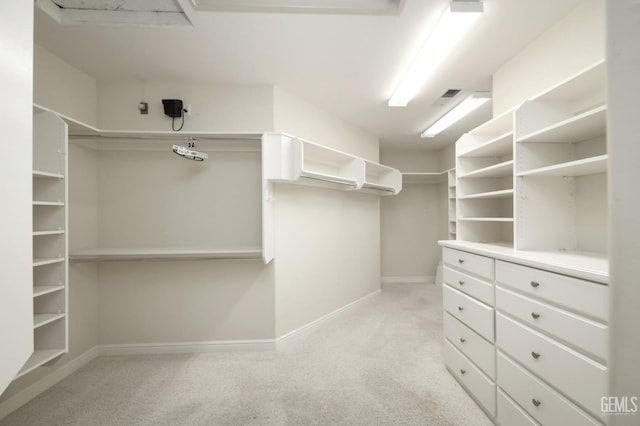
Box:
[467,108,515,139]
[517,155,607,177]
[361,182,397,193]
[33,285,66,298]
[458,160,514,179]
[33,170,64,179]
[402,172,447,184]
[531,60,605,103]
[33,230,65,236]
[69,248,263,263]
[34,313,66,329]
[33,258,65,267]
[459,132,513,158]
[16,349,66,379]
[517,105,606,143]
[458,189,514,200]
[33,201,64,207]
[459,217,514,222]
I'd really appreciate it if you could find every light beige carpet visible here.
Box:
[0,283,492,425]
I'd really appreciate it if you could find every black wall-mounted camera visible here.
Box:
[162,99,183,118]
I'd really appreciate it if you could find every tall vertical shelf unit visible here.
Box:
[441,60,609,424]
[514,61,607,258]
[447,168,457,239]
[455,109,514,246]
[20,109,69,377]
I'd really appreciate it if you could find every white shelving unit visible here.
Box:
[456,109,515,245]
[402,172,447,185]
[441,59,609,425]
[262,133,401,195]
[18,109,69,378]
[447,169,456,240]
[515,61,607,255]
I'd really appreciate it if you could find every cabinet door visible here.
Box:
[0,1,34,395]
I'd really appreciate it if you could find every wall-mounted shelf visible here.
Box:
[517,155,607,177]
[33,285,65,297]
[459,189,514,200]
[262,133,401,195]
[70,248,263,263]
[458,160,514,179]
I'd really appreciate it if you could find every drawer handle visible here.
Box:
[458,306,464,311]
[458,280,464,286]
[530,281,540,288]
[531,312,540,319]
[532,398,541,407]
[460,337,466,343]
[458,259,465,264]
[531,351,541,359]
[460,369,466,375]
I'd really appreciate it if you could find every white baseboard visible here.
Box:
[381,275,435,284]
[275,288,381,348]
[98,339,276,356]
[0,347,99,421]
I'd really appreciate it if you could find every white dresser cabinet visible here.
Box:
[442,248,496,418]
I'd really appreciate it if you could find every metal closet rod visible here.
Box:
[67,133,263,141]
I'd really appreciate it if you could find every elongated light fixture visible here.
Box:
[421,92,490,138]
[388,1,483,107]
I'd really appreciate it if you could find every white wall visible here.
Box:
[607,1,640,424]
[0,1,34,397]
[97,80,274,133]
[492,0,605,115]
[34,45,97,127]
[379,149,444,283]
[273,87,377,160]
[272,87,381,337]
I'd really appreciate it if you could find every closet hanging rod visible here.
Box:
[299,170,358,187]
[361,183,396,193]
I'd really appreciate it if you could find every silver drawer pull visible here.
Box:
[531,351,541,359]
[460,337,466,343]
[530,281,540,288]
[458,258,465,264]
[532,398,541,407]
[458,306,464,311]
[458,280,464,285]
[531,312,540,319]
[460,369,466,375]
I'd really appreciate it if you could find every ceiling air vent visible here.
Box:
[441,89,461,98]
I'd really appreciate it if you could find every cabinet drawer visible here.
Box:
[497,388,539,426]
[444,339,496,418]
[496,260,608,321]
[444,266,494,305]
[497,352,601,425]
[444,312,495,379]
[443,248,494,281]
[496,286,607,362]
[443,284,495,342]
[496,313,607,419]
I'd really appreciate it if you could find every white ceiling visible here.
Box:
[34,0,583,150]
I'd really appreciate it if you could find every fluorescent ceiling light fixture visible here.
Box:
[388,0,483,107]
[191,0,404,15]
[421,92,490,138]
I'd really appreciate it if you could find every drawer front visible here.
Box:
[497,352,601,425]
[444,339,496,418]
[443,284,495,342]
[496,286,608,362]
[497,388,539,426]
[444,266,494,305]
[495,260,608,321]
[443,248,494,281]
[444,312,495,379]
[496,313,607,419]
